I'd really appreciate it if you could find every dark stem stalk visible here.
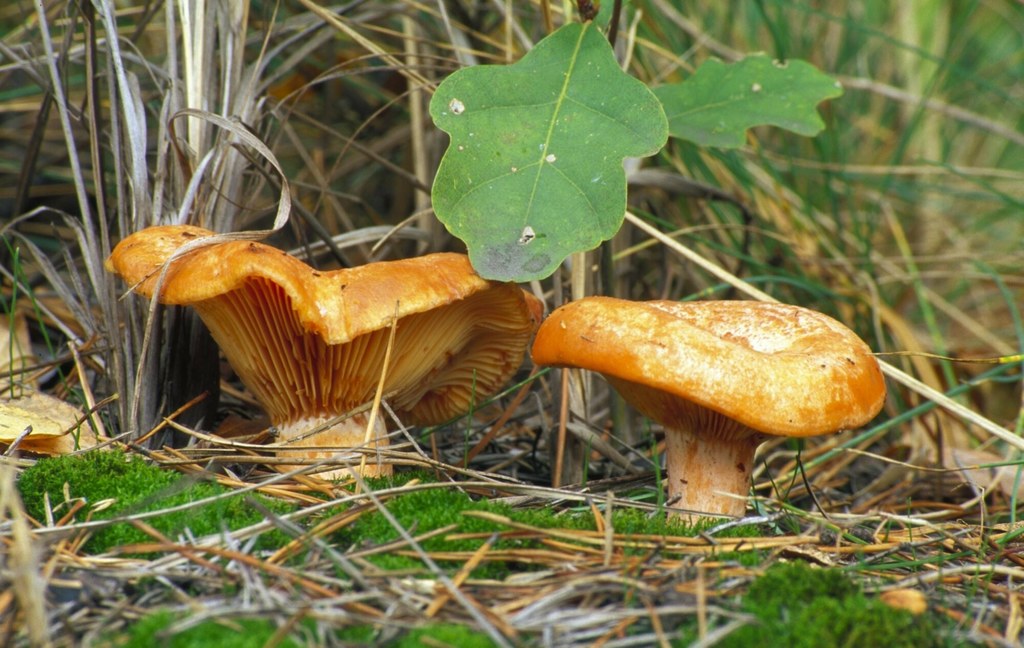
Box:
[607,0,623,45]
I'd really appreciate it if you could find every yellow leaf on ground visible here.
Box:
[0,390,98,455]
[879,589,928,615]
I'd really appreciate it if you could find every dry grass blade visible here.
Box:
[342,470,516,648]
[0,463,50,646]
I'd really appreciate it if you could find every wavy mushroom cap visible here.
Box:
[105,225,516,346]
[531,297,886,438]
[106,224,541,432]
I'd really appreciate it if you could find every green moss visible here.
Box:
[17,449,293,554]
[116,611,495,648]
[119,615,497,648]
[336,481,610,577]
[743,561,859,614]
[335,475,768,578]
[325,622,497,647]
[392,623,496,647]
[112,611,304,648]
[363,469,439,490]
[708,562,944,648]
[336,485,519,576]
[335,624,377,643]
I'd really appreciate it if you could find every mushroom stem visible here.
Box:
[663,427,763,520]
[274,412,391,479]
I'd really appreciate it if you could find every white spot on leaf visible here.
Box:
[518,226,536,245]
[449,98,465,114]
[751,83,762,92]
[545,153,556,163]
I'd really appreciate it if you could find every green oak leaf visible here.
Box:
[654,54,843,148]
[430,22,668,282]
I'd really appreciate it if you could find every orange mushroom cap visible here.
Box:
[531,297,885,438]
[106,225,541,475]
[532,297,886,518]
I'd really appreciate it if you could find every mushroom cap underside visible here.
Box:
[531,297,886,437]
[106,225,542,427]
[194,276,538,427]
[105,224,500,345]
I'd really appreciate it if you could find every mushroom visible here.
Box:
[106,225,541,478]
[531,297,886,519]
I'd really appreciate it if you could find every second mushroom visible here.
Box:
[531,297,886,520]
[106,225,541,478]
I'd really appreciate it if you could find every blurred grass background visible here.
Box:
[1,1,1023,644]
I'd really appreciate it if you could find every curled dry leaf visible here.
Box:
[0,390,98,455]
[945,447,1024,501]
